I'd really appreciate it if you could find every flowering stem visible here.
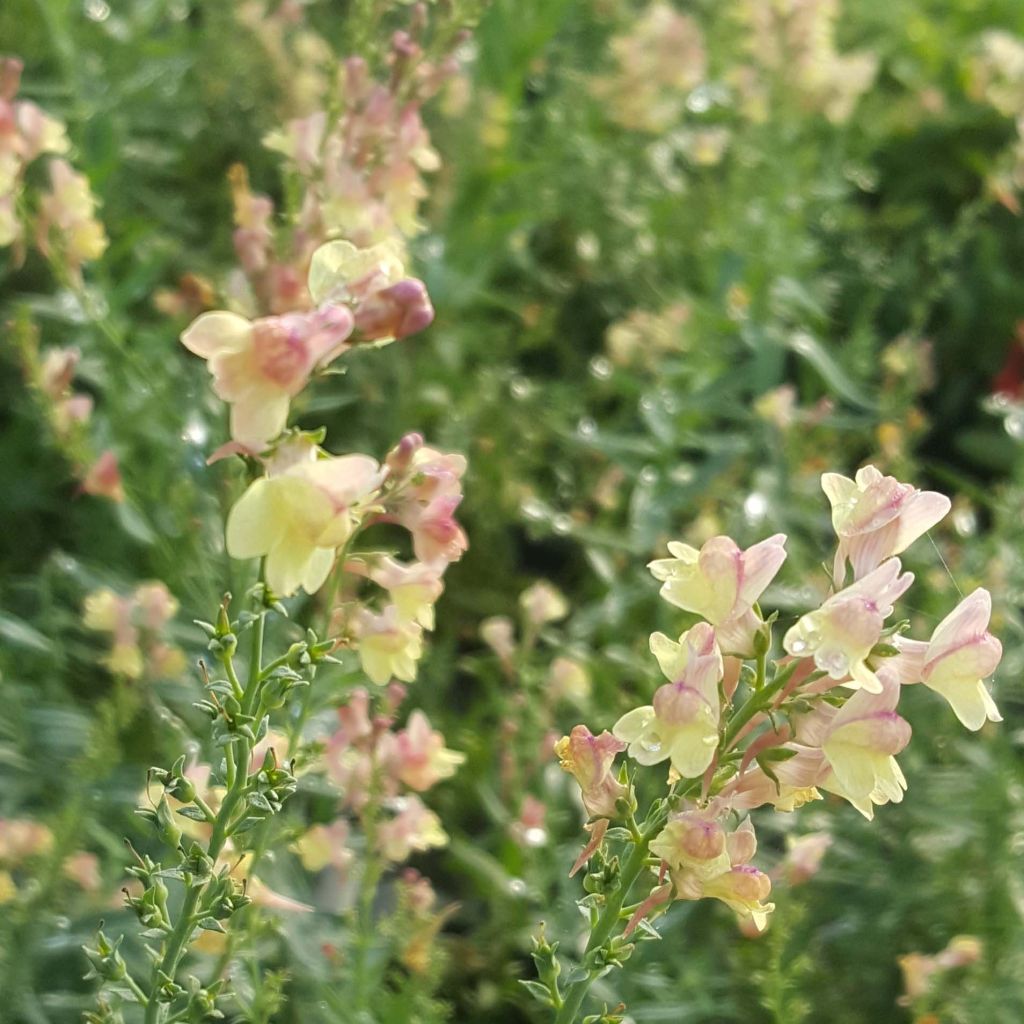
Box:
[553,807,669,1024]
[143,606,267,1022]
[351,749,384,1012]
[722,660,799,752]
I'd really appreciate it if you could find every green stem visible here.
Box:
[125,972,150,1006]
[143,606,267,1022]
[722,661,799,751]
[351,749,384,1012]
[553,809,668,1023]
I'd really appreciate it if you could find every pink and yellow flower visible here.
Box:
[822,465,950,582]
[390,710,465,791]
[783,558,914,692]
[226,450,384,596]
[897,589,1003,730]
[370,557,445,630]
[376,796,448,862]
[648,534,787,654]
[820,675,911,816]
[180,304,354,449]
[554,725,629,820]
[613,623,724,779]
[353,604,424,685]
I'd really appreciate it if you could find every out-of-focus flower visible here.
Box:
[384,442,468,566]
[81,450,124,503]
[614,623,724,779]
[390,710,465,791]
[822,466,950,582]
[555,725,629,819]
[519,580,569,626]
[547,656,591,705]
[899,935,983,1006]
[226,451,384,596]
[779,832,832,886]
[64,851,101,892]
[591,5,707,133]
[376,796,448,862]
[353,605,424,685]
[605,304,690,368]
[83,583,183,681]
[133,582,178,631]
[738,0,877,124]
[783,558,914,692]
[967,31,1024,117]
[153,273,216,319]
[259,27,455,253]
[369,557,445,630]
[510,794,548,848]
[678,127,731,166]
[480,615,516,664]
[1,57,92,263]
[36,159,108,276]
[294,819,354,875]
[0,819,54,864]
[753,385,798,431]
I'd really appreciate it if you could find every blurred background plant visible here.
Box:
[2,0,1024,1021]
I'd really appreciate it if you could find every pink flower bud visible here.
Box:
[82,450,124,502]
[385,431,425,474]
[0,57,23,101]
[353,277,434,342]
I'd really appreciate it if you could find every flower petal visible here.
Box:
[229,390,290,450]
[226,478,284,560]
[181,311,252,358]
[301,546,336,596]
[266,533,316,597]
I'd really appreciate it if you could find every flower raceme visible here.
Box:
[546,467,1001,998]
